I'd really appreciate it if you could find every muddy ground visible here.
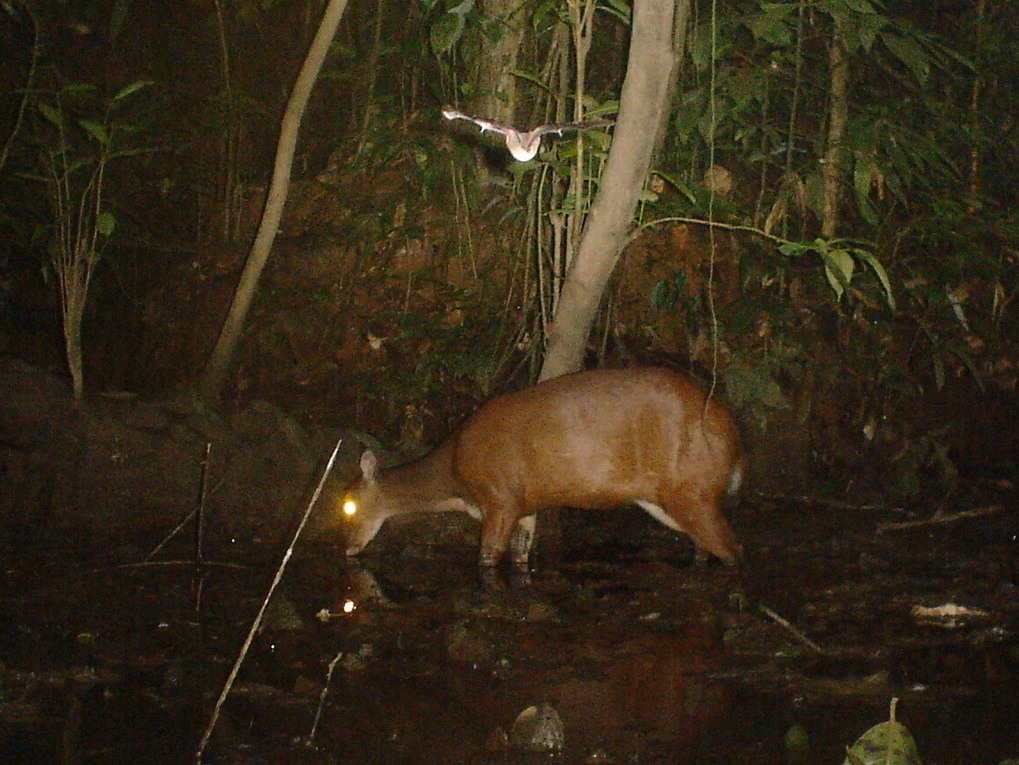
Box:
[1,355,1017,765]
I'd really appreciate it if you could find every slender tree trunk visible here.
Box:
[353,0,385,136]
[198,0,350,402]
[821,25,848,239]
[64,289,85,399]
[539,0,679,381]
[471,0,529,123]
[210,0,237,242]
[650,0,691,163]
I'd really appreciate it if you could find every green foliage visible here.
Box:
[631,0,1019,490]
[675,0,971,234]
[650,270,687,311]
[428,0,475,57]
[778,238,895,310]
[531,0,631,32]
[783,722,811,765]
[843,699,920,765]
[430,14,463,57]
[845,106,961,224]
[15,76,156,396]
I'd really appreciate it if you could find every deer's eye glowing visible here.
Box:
[342,499,357,517]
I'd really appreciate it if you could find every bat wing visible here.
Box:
[441,109,514,136]
[536,118,615,136]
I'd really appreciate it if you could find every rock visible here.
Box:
[509,702,565,752]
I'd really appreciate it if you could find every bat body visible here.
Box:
[442,108,614,162]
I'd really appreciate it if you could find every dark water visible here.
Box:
[1,514,1017,765]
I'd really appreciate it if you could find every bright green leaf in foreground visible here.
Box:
[96,211,116,236]
[843,698,921,765]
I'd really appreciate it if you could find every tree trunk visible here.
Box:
[198,0,350,403]
[539,0,679,381]
[821,25,848,239]
[651,0,691,163]
[467,0,529,124]
[64,290,84,400]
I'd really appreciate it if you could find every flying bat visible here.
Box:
[442,108,614,162]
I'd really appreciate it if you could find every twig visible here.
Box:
[146,443,224,563]
[194,438,342,764]
[193,443,213,615]
[105,560,246,572]
[195,442,211,568]
[145,511,197,563]
[306,649,346,745]
[877,505,1003,532]
[627,215,788,251]
[752,491,897,513]
[759,604,825,655]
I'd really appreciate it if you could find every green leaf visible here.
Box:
[778,241,806,259]
[96,211,116,236]
[532,0,565,31]
[509,68,553,92]
[113,79,154,102]
[447,0,474,17]
[63,83,97,96]
[79,119,109,145]
[822,252,854,301]
[854,10,886,52]
[63,158,93,176]
[430,12,465,56]
[651,280,676,310]
[846,0,879,13]
[881,33,930,83]
[820,0,878,16]
[747,4,794,46]
[597,0,631,26]
[843,718,920,765]
[38,102,64,128]
[852,249,896,310]
[652,270,684,309]
[588,99,619,118]
[649,169,697,205]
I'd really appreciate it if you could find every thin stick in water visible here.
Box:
[194,438,342,764]
[759,603,826,655]
[306,649,346,745]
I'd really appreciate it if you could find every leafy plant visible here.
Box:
[778,238,895,310]
[425,0,476,58]
[23,79,155,399]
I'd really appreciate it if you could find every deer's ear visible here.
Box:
[359,449,378,482]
